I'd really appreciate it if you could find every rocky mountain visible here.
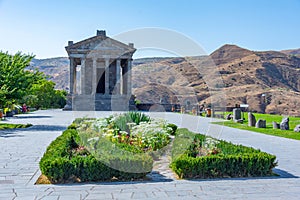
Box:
[208,45,300,116]
[281,48,300,56]
[30,57,69,91]
[30,45,300,116]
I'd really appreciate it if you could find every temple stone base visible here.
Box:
[68,94,134,111]
[96,97,128,111]
[72,95,95,111]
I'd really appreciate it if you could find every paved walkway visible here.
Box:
[0,110,299,199]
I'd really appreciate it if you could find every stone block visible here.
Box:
[272,121,280,129]
[234,119,244,123]
[248,112,256,127]
[280,117,289,130]
[255,119,266,128]
[226,114,232,120]
[233,108,242,121]
[294,124,300,132]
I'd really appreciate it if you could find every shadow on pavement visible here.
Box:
[25,125,67,132]
[40,167,299,186]
[0,131,25,138]
[0,125,67,138]
[146,170,174,182]
[184,168,298,183]
[40,171,174,186]
[273,168,298,178]
[14,115,52,119]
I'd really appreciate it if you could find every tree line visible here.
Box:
[0,51,66,110]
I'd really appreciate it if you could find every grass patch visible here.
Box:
[0,123,32,130]
[213,112,300,140]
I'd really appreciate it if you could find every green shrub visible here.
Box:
[170,129,277,179]
[72,118,95,125]
[112,112,150,132]
[67,123,77,130]
[171,128,196,160]
[171,153,276,179]
[166,123,178,135]
[39,128,153,183]
[127,111,150,125]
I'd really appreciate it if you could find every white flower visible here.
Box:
[87,137,99,142]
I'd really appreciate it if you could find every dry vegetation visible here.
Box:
[31,45,300,116]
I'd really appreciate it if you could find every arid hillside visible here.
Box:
[281,48,300,56]
[30,45,300,116]
[30,57,69,91]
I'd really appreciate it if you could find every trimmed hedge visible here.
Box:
[166,123,178,135]
[171,128,277,179]
[39,128,153,183]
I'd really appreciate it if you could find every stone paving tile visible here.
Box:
[0,191,15,200]
[85,193,112,200]
[131,192,152,199]
[50,191,88,197]
[1,110,300,199]
[14,196,38,200]
[152,191,169,198]
[111,192,133,200]
[39,196,59,200]
[57,194,85,200]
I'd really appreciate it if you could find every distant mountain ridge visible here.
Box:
[30,45,300,116]
[281,48,300,56]
[30,57,70,91]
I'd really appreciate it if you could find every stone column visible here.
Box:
[120,64,123,95]
[127,59,132,96]
[116,59,121,95]
[92,58,97,94]
[69,57,75,94]
[105,58,110,95]
[81,58,86,95]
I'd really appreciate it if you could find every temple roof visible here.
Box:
[65,30,136,58]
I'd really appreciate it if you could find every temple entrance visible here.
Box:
[96,68,105,94]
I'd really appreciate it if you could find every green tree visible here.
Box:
[0,51,66,109]
[26,79,66,109]
[0,52,44,107]
[53,90,67,108]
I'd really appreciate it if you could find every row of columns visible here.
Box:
[69,57,132,96]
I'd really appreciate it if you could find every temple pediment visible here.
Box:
[66,30,136,57]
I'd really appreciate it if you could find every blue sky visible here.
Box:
[0,0,299,58]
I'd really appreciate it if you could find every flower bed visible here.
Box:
[39,112,176,183]
[171,128,277,179]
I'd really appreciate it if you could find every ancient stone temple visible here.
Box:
[64,30,136,111]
